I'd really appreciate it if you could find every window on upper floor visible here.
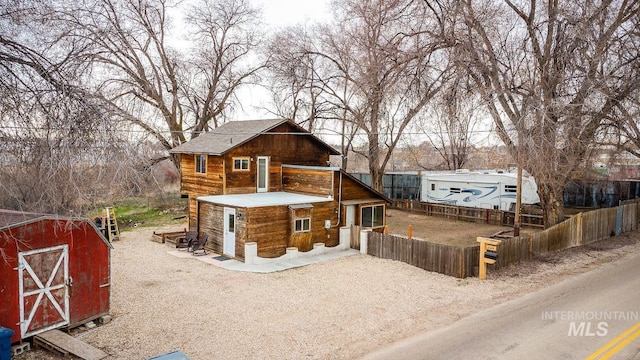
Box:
[233,157,250,171]
[195,154,206,174]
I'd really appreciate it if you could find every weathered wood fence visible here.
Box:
[355,199,640,278]
[390,199,545,228]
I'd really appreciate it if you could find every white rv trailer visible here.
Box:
[421,170,540,211]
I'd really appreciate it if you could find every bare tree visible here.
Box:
[0,1,176,214]
[458,0,640,227]
[298,0,453,191]
[413,73,488,170]
[265,24,359,169]
[52,0,264,166]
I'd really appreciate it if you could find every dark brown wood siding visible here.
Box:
[282,167,333,197]
[308,202,340,247]
[222,126,332,194]
[197,202,224,254]
[339,174,381,201]
[246,205,290,258]
[180,154,225,195]
[242,201,340,258]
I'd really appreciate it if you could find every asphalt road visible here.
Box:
[363,251,640,360]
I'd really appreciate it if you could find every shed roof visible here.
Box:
[170,119,340,155]
[0,209,47,229]
[0,209,113,249]
[198,192,332,208]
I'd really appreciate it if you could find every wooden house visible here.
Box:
[0,210,112,344]
[170,119,389,261]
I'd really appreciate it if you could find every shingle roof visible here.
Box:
[169,119,340,155]
[0,209,47,229]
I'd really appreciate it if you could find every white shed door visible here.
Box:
[223,207,236,257]
[18,244,70,338]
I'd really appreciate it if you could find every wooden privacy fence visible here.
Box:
[391,199,544,228]
[357,228,477,278]
[357,199,640,278]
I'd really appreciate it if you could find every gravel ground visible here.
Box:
[15,224,640,360]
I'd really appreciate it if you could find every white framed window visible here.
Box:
[505,185,517,193]
[233,158,250,171]
[294,218,311,232]
[361,204,384,228]
[195,154,206,174]
[450,187,461,193]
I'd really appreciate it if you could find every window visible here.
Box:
[233,158,249,171]
[227,211,235,233]
[450,187,461,193]
[431,183,436,191]
[361,205,384,228]
[505,185,517,193]
[294,218,311,232]
[195,154,206,174]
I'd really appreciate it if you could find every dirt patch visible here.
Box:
[385,208,514,247]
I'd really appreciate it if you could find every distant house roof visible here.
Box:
[170,119,340,156]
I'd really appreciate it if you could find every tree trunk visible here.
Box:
[537,183,565,228]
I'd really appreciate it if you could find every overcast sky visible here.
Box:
[254,0,331,28]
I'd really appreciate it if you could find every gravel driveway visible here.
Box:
[16,224,640,360]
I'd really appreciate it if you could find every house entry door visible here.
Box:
[345,205,355,227]
[223,207,236,257]
[257,156,269,193]
[18,244,70,338]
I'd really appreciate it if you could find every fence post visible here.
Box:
[407,225,412,239]
[359,229,369,254]
[575,212,584,246]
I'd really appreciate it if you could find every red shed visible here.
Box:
[0,210,112,344]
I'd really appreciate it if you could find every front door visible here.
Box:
[257,156,269,193]
[223,207,236,257]
[345,205,356,227]
[18,244,70,338]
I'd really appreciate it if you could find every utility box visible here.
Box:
[0,327,14,360]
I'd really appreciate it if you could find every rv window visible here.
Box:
[450,188,461,193]
[431,184,435,191]
[505,185,517,193]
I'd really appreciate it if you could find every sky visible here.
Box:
[229,0,332,121]
[254,0,331,28]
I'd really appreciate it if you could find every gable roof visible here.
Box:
[339,169,393,204]
[0,209,46,229]
[170,119,340,156]
[0,209,113,249]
